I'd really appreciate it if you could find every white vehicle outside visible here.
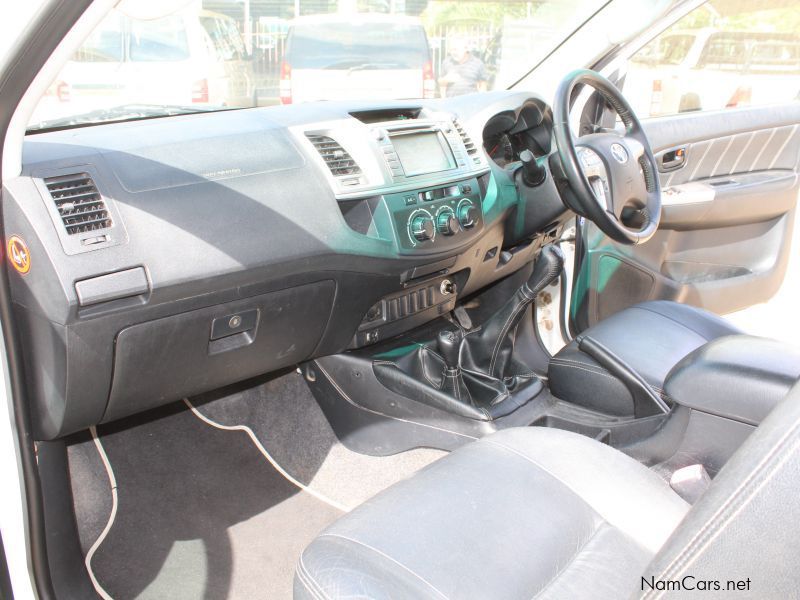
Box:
[30,9,255,126]
[626,28,800,118]
[280,14,434,104]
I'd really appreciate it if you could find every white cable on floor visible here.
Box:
[85,426,117,600]
[183,398,352,513]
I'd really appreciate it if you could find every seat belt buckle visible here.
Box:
[670,464,711,504]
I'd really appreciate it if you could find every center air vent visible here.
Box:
[454,120,479,159]
[305,134,363,180]
[44,173,112,235]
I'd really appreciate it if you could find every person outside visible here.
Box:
[438,38,489,97]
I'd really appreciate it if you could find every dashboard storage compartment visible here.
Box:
[104,280,335,422]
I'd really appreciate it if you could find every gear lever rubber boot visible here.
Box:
[461,244,565,379]
[436,329,471,403]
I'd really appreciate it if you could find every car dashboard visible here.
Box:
[3,90,570,439]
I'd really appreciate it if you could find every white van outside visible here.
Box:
[280,14,434,104]
[32,9,255,124]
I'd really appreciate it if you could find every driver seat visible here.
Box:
[548,300,741,416]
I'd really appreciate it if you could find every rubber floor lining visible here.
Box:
[69,401,342,599]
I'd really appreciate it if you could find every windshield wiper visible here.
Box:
[26,103,235,133]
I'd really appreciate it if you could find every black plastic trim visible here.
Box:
[36,440,97,599]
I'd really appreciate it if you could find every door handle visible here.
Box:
[660,146,687,171]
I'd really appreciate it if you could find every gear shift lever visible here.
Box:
[461,244,565,380]
[524,244,565,298]
[435,329,470,401]
[437,329,463,370]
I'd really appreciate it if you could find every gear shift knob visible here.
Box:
[436,329,463,370]
[526,244,565,297]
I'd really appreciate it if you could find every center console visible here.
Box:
[297,109,491,255]
[532,335,800,479]
[301,246,567,456]
[294,110,498,350]
[384,178,483,254]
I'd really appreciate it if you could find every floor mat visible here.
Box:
[69,402,342,600]
[191,370,446,510]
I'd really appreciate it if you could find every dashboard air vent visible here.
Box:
[454,120,478,157]
[305,134,362,178]
[44,173,112,235]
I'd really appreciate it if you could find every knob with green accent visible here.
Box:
[458,201,477,228]
[437,209,458,235]
[411,214,434,241]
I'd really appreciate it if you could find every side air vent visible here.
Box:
[305,134,363,178]
[44,173,112,235]
[454,120,478,157]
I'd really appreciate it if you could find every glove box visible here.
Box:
[103,280,335,422]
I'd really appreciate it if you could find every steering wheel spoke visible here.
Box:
[553,69,662,245]
[576,145,615,214]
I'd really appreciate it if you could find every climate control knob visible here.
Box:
[458,201,477,229]
[436,209,458,235]
[410,213,435,242]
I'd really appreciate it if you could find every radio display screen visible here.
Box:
[391,132,455,176]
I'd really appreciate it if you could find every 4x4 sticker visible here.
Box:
[7,235,31,274]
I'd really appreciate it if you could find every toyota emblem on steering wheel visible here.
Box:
[610,143,629,164]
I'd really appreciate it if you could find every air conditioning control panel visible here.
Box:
[385,177,484,254]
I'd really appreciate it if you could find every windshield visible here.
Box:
[26,1,615,131]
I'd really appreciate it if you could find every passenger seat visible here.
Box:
[295,381,800,599]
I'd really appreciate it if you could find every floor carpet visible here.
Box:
[190,370,446,510]
[69,402,342,600]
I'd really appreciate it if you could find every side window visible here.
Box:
[624,0,800,118]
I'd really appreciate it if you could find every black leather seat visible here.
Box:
[548,300,741,415]
[296,382,800,599]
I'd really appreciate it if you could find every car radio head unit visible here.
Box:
[389,130,455,176]
[375,119,473,182]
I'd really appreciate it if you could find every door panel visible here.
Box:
[574,104,800,330]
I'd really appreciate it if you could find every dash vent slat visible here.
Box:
[44,173,113,236]
[305,134,362,178]
[454,119,479,161]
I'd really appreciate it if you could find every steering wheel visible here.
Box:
[553,69,661,245]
